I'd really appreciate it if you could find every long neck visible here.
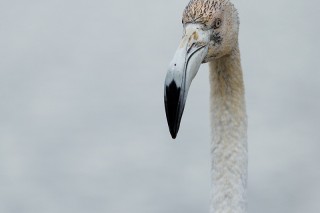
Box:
[208,44,248,213]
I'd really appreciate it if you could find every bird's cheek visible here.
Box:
[202,44,220,62]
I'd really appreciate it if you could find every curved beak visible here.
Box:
[164,25,209,139]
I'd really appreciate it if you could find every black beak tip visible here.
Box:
[169,128,178,139]
[164,80,183,139]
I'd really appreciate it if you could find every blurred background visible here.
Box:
[0,0,319,212]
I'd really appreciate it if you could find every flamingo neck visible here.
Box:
[208,44,248,213]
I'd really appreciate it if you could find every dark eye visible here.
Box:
[213,18,222,29]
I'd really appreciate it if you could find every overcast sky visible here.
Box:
[0,0,320,212]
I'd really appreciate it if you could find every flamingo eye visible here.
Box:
[213,18,222,29]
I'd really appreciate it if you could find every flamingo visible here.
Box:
[164,0,247,212]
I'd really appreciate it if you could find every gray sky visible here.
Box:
[0,0,320,212]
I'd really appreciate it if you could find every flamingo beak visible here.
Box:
[164,25,209,139]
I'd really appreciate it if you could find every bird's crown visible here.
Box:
[182,0,230,27]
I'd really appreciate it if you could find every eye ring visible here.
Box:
[213,18,222,29]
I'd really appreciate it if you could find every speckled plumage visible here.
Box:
[182,0,230,27]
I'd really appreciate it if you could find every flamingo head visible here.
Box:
[164,0,239,138]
